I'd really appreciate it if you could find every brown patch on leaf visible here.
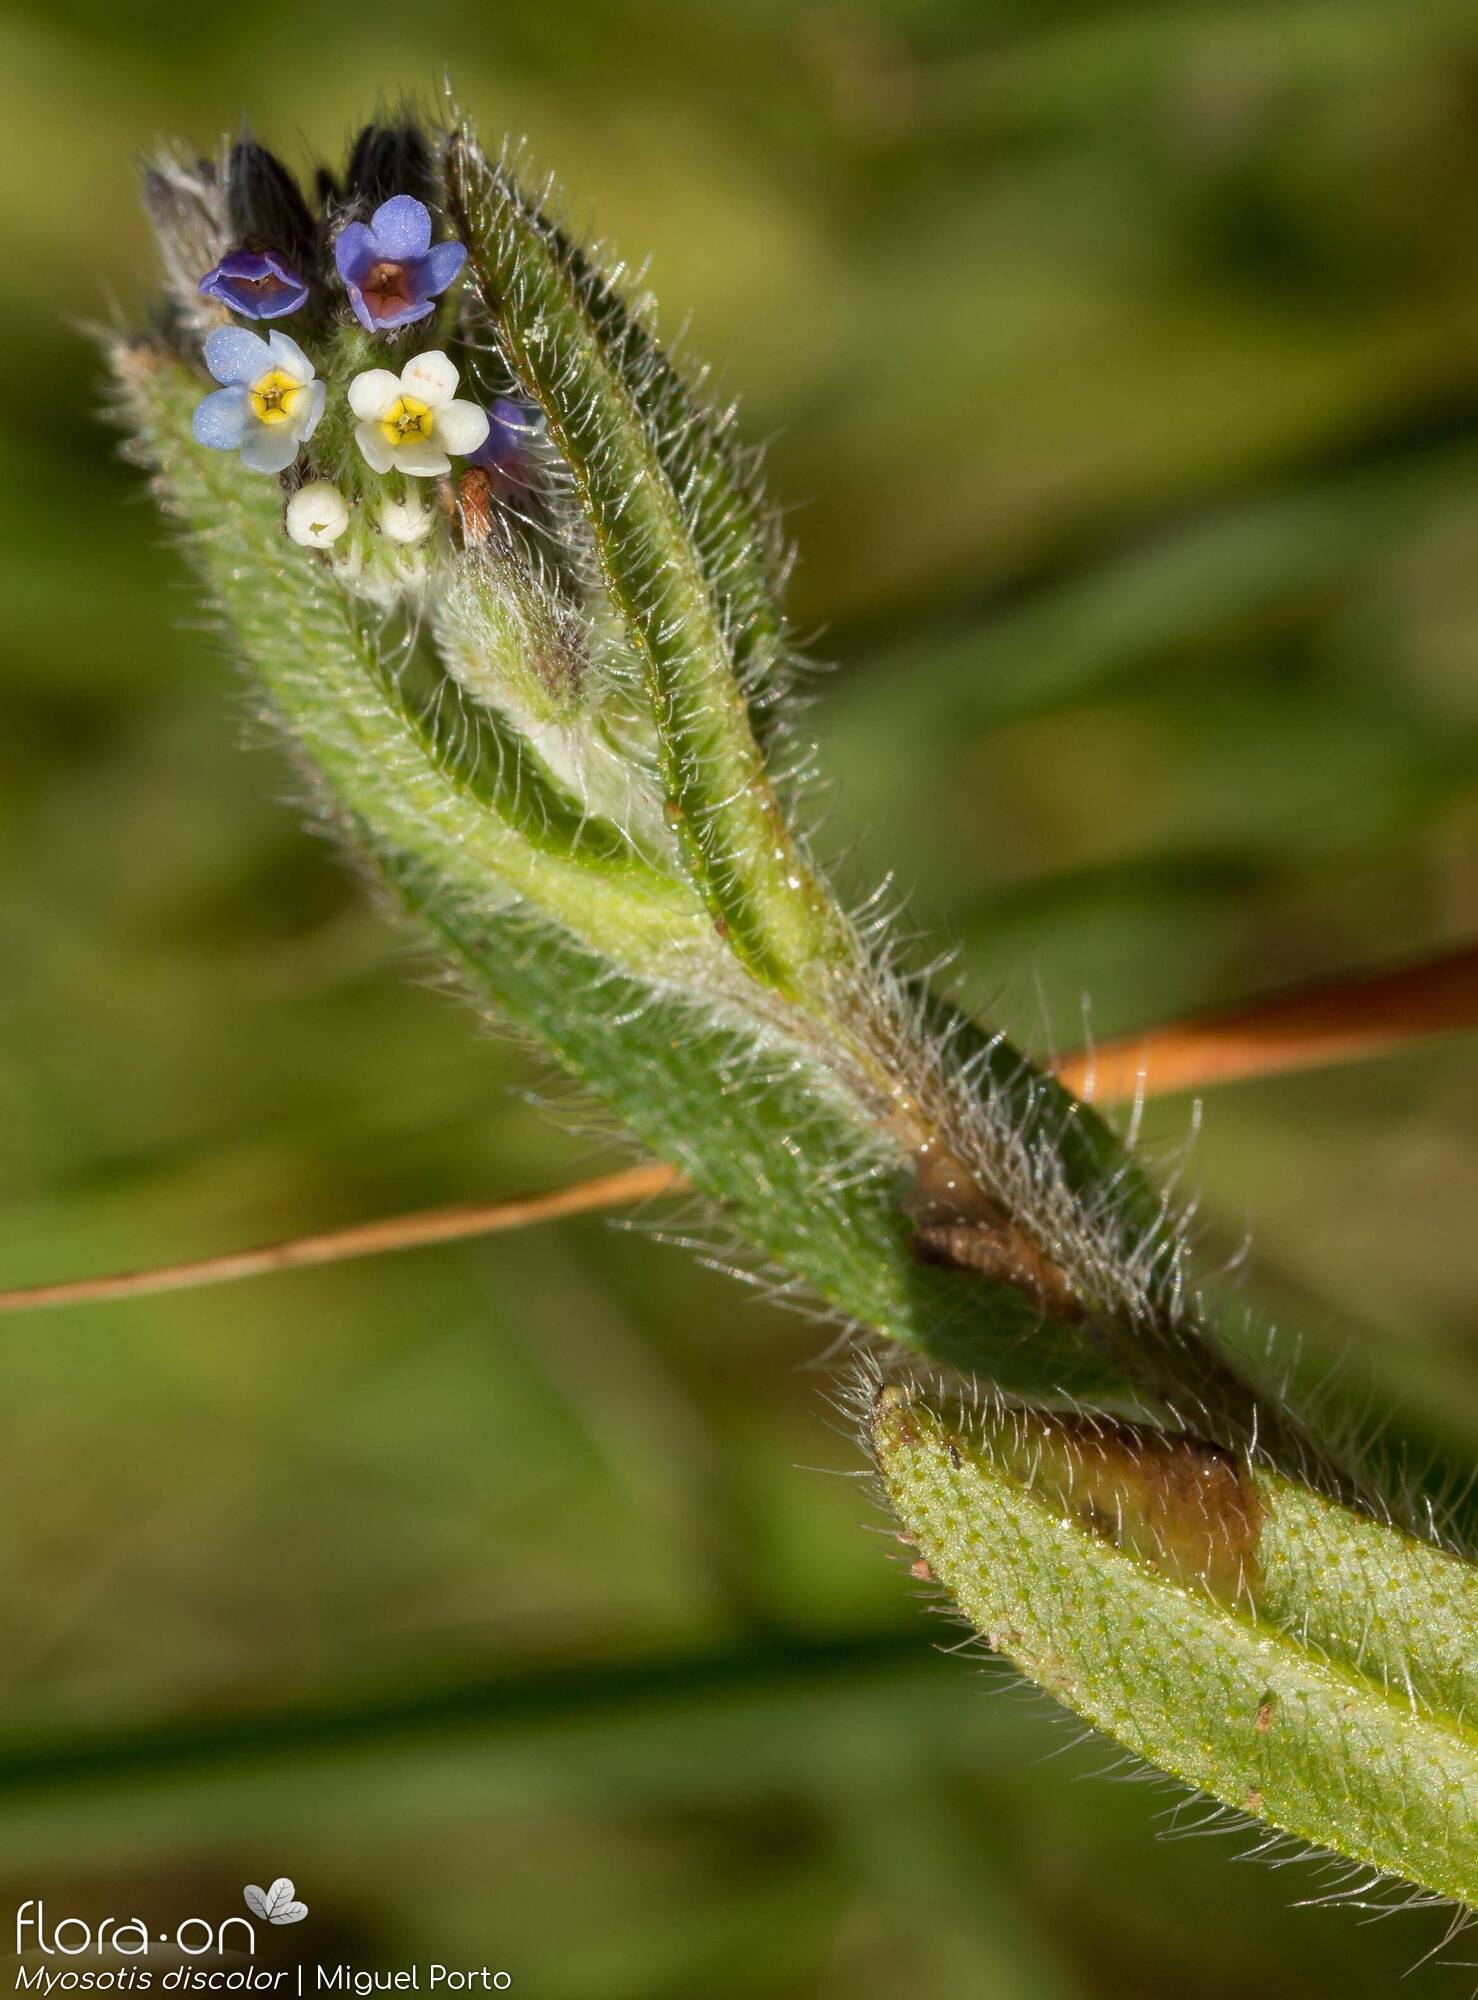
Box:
[1015,1415,1263,1601]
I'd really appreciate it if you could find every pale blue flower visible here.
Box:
[191,327,326,475]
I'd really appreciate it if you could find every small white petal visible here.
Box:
[355,419,395,474]
[348,369,402,421]
[391,439,452,478]
[400,350,458,406]
[286,482,350,547]
[377,493,432,545]
[240,421,301,475]
[434,400,491,456]
[267,330,315,383]
[296,380,327,442]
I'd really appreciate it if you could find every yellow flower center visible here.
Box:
[250,369,306,427]
[379,395,434,448]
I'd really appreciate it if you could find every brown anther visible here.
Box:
[457,467,494,548]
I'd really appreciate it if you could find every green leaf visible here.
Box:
[445,131,844,996]
[872,1382,1478,1908]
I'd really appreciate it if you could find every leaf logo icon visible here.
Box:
[244,1879,309,1925]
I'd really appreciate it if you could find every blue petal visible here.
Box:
[203,325,271,387]
[334,221,373,284]
[370,194,431,261]
[198,249,309,320]
[353,294,434,331]
[341,281,375,334]
[191,385,249,450]
[420,239,467,296]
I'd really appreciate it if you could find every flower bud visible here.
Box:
[226,139,317,270]
[285,481,349,547]
[377,492,432,545]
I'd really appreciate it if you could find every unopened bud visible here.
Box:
[286,481,349,548]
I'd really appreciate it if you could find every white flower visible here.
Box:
[348,351,490,478]
[192,328,326,476]
[377,491,433,545]
[286,482,350,548]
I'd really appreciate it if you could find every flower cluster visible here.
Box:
[190,162,513,555]
[196,188,464,339]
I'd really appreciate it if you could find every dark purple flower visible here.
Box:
[334,195,466,333]
[198,246,309,320]
[467,398,541,489]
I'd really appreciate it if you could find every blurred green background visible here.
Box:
[3,0,1478,1992]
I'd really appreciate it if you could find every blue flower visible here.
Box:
[334,196,466,333]
[466,398,540,487]
[198,246,309,320]
[191,327,326,475]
